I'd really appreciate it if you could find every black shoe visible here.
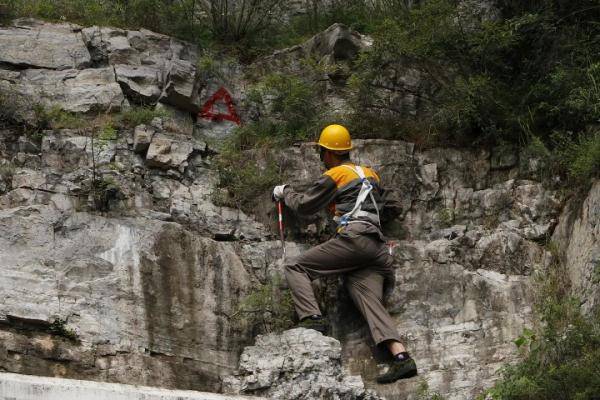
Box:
[297,315,329,334]
[376,357,418,384]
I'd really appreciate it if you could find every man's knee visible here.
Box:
[284,262,301,274]
[284,262,311,282]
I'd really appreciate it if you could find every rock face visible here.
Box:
[80,25,202,111]
[0,208,252,392]
[0,17,597,400]
[0,19,204,119]
[265,141,561,399]
[223,328,383,400]
[552,181,600,314]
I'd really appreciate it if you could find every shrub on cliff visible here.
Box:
[6,0,289,53]
[232,275,295,335]
[238,73,324,147]
[349,0,600,151]
[7,0,209,43]
[213,72,332,209]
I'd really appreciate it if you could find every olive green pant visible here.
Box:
[284,230,401,345]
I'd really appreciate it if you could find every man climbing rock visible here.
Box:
[272,124,417,384]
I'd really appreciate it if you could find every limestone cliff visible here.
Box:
[0,18,597,400]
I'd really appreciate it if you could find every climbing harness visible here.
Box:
[333,165,381,229]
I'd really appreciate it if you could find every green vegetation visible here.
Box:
[0,162,15,186]
[42,106,87,130]
[0,86,39,131]
[436,208,455,228]
[237,73,324,148]
[351,1,600,140]
[213,72,328,209]
[118,106,169,128]
[232,275,295,335]
[3,1,597,190]
[98,123,118,141]
[5,0,305,57]
[594,260,600,285]
[348,0,600,185]
[91,175,121,212]
[4,0,408,58]
[483,245,600,400]
[6,0,211,44]
[213,146,280,210]
[0,2,13,26]
[48,318,79,341]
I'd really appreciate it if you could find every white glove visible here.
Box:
[272,184,288,201]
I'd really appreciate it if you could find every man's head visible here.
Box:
[317,124,352,169]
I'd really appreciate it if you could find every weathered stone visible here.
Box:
[224,328,383,400]
[146,135,194,171]
[361,242,535,400]
[0,19,588,400]
[3,68,125,114]
[11,169,46,190]
[17,137,39,154]
[115,64,162,103]
[0,19,90,70]
[252,23,369,79]
[39,135,86,174]
[469,230,546,274]
[304,23,368,61]
[81,24,200,111]
[458,0,501,24]
[133,125,155,154]
[81,26,140,65]
[159,60,200,112]
[155,103,195,135]
[0,209,252,391]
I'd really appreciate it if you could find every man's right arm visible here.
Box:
[283,175,337,216]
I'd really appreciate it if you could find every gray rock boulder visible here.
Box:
[0,19,91,70]
[145,134,194,171]
[81,25,200,110]
[305,23,369,62]
[115,64,163,103]
[160,59,201,112]
[223,328,384,400]
[1,67,126,114]
[253,23,370,77]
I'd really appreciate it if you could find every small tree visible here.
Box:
[201,0,285,43]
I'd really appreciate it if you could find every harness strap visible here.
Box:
[337,165,381,227]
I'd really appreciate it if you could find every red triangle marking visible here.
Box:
[199,87,241,125]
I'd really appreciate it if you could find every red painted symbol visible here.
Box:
[199,87,241,125]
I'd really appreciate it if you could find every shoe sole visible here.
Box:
[376,369,418,384]
[297,324,329,334]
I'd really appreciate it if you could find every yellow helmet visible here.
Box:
[317,124,352,151]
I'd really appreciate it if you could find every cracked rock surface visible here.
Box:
[223,328,384,400]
